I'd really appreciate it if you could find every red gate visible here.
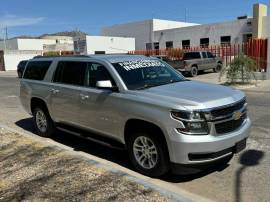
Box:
[129,39,268,72]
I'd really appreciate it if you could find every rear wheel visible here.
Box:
[33,107,55,137]
[190,66,198,77]
[127,132,169,177]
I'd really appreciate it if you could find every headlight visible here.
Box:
[171,110,209,135]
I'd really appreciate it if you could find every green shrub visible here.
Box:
[219,54,258,84]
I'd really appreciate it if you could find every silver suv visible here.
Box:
[20,55,250,177]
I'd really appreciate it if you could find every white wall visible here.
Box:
[102,19,199,50]
[262,16,270,37]
[3,51,41,71]
[154,19,252,48]
[85,36,135,54]
[102,20,153,50]
[153,19,198,31]
[0,39,19,50]
[17,39,56,51]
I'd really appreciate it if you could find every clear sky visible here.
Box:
[0,0,269,38]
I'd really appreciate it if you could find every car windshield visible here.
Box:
[112,59,187,90]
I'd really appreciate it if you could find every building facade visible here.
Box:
[74,35,135,55]
[102,3,270,50]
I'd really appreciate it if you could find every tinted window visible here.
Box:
[207,52,214,58]
[166,41,173,49]
[112,60,186,90]
[18,60,27,68]
[53,61,87,86]
[182,40,190,48]
[220,36,231,45]
[200,38,209,47]
[183,52,201,60]
[85,63,116,88]
[23,61,52,80]
[202,52,207,58]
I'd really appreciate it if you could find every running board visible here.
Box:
[56,126,125,150]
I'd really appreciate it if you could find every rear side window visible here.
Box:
[202,52,207,58]
[23,61,52,80]
[183,52,201,60]
[53,61,87,86]
[207,52,214,58]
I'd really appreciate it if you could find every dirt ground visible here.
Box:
[0,129,175,202]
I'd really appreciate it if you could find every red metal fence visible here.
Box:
[129,39,268,71]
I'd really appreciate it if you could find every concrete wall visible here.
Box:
[262,16,270,37]
[253,3,268,38]
[85,36,135,54]
[3,51,42,71]
[152,19,198,31]
[102,19,199,50]
[102,20,153,50]
[17,39,56,51]
[43,43,74,52]
[154,19,252,48]
[0,39,19,50]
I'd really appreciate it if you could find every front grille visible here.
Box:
[215,113,247,134]
[211,99,246,119]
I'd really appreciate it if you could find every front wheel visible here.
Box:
[127,132,169,177]
[33,107,55,137]
[213,63,222,72]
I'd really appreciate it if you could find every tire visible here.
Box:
[190,66,198,77]
[127,132,169,177]
[33,106,55,137]
[213,63,222,73]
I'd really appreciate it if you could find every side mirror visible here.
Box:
[96,80,118,92]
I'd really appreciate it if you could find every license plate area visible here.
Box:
[235,139,247,153]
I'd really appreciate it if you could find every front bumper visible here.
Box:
[167,117,251,166]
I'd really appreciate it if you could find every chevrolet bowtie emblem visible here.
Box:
[233,111,242,120]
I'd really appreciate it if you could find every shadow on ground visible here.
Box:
[15,117,243,183]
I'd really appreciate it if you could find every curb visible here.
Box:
[0,123,211,202]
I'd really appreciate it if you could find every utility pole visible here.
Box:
[3,27,7,52]
[5,26,8,40]
[185,8,188,22]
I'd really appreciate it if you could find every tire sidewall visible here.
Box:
[214,63,222,72]
[190,66,198,77]
[127,132,169,177]
[33,107,54,137]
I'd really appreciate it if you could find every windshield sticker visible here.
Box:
[118,60,165,71]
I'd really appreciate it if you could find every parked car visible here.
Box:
[20,55,250,177]
[167,51,223,77]
[17,60,28,78]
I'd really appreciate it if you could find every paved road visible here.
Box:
[0,72,269,202]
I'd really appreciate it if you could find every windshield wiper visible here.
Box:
[135,84,160,90]
[135,79,189,90]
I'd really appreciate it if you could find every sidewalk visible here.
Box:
[0,71,17,77]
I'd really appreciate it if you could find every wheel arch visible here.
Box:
[124,118,170,155]
[30,97,49,114]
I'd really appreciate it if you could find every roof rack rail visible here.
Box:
[33,55,91,59]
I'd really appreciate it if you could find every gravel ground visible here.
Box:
[0,129,175,202]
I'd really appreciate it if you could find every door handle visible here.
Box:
[80,94,89,100]
[50,89,59,94]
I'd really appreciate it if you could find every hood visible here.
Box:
[131,80,245,110]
